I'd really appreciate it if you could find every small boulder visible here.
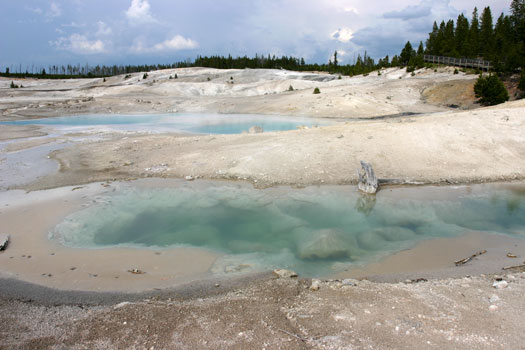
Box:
[273,269,298,278]
[489,295,500,303]
[492,280,508,289]
[297,228,350,260]
[342,278,359,286]
[248,126,264,134]
[310,279,321,291]
[0,234,9,251]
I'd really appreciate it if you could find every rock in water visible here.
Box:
[248,126,264,134]
[297,229,350,260]
[357,161,378,194]
[0,234,9,251]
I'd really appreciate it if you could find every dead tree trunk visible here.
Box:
[357,161,378,194]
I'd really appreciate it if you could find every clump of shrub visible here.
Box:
[174,74,178,79]
[124,74,131,79]
[473,74,509,106]
[288,85,294,91]
[143,73,148,79]
[338,75,342,80]
[313,87,320,94]
[10,81,19,88]
[453,68,459,75]
[411,71,416,77]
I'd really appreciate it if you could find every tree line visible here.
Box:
[400,0,524,73]
[1,0,523,81]
[0,52,381,80]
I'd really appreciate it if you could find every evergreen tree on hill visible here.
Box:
[426,22,439,55]
[479,7,495,59]
[455,14,470,57]
[474,74,509,105]
[400,41,415,66]
[468,7,480,57]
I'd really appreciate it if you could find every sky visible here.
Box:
[1,0,510,70]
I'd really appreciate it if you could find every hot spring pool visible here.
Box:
[50,182,525,277]
[0,113,330,134]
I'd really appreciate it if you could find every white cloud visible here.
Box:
[52,33,106,54]
[96,21,112,36]
[125,0,156,23]
[131,35,198,53]
[61,22,85,28]
[331,27,354,42]
[153,35,199,51]
[25,6,43,14]
[49,2,62,18]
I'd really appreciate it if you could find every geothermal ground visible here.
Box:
[1,67,525,349]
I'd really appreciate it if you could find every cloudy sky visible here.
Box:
[1,0,510,70]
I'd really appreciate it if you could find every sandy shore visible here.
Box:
[0,183,221,292]
[1,67,525,348]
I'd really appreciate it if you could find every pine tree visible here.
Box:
[511,0,525,41]
[474,74,509,105]
[455,14,470,57]
[468,7,480,57]
[426,22,439,54]
[414,42,425,68]
[400,41,415,66]
[479,7,495,59]
[443,19,457,57]
[436,21,447,55]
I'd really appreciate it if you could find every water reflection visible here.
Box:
[355,194,376,215]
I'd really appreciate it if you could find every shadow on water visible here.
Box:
[50,183,525,277]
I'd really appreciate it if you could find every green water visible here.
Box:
[51,183,525,276]
[0,113,329,134]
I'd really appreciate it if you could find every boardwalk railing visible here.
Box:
[423,55,491,71]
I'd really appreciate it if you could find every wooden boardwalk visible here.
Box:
[423,55,490,71]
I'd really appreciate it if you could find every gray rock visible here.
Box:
[357,161,378,194]
[297,228,350,260]
[489,295,500,303]
[273,269,298,278]
[492,280,508,289]
[114,301,131,309]
[0,234,9,251]
[310,279,321,291]
[342,278,358,286]
[248,126,264,134]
